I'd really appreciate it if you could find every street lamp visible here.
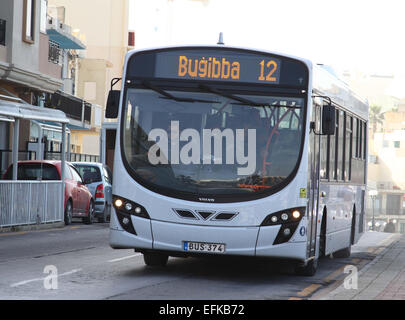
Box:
[369,190,378,231]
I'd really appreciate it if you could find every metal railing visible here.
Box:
[45,152,99,163]
[69,153,99,163]
[48,40,62,65]
[0,181,63,228]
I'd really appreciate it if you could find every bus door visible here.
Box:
[307,102,321,258]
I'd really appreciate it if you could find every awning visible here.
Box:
[47,28,86,50]
[0,98,69,124]
[0,95,69,183]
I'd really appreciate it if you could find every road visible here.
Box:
[0,222,397,300]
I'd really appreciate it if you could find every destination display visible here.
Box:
[126,48,308,87]
[156,52,281,84]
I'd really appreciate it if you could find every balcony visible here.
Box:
[46,90,91,128]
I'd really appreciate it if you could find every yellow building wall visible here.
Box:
[48,0,129,108]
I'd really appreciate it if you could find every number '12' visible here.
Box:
[258,60,278,82]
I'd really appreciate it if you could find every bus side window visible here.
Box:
[338,110,344,180]
[358,120,363,159]
[329,109,336,181]
[345,115,352,181]
[363,121,367,160]
[333,109,339,180]
[352,118,357,159]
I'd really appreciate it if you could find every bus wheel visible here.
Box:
[333,246,351,258]
[294,258,318,276]
[143,253,169,267]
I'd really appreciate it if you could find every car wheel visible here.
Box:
[64,200,73,225]
[143,253,169,267]
[84,201,95,225]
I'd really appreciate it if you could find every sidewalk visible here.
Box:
[322,233,405,300]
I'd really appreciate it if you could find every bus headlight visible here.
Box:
[292,210,301,219]
[261,207,306,245]
[261,207,305,226]
[113,195,150,219]
[114,199,123,208]
[125,202,133,211]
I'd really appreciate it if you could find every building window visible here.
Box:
[394,141,400,148]
[383,140,389,148]
[0,19,5,46]
[23,0,36,43]
[48,40,61,64]
[40,0,47,34]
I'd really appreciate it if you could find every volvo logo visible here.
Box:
[198,197,215,202]
[173,209,238,221]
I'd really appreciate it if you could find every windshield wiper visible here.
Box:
[142,82,219,104]
[199,84,301,109]
[199,84,263,106]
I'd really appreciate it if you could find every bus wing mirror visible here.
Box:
[322,104,336,135]
[105,90,120,118]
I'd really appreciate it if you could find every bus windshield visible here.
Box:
[122,86,305,202]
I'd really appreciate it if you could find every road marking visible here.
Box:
[322,266,346,283]
[0,231,28,237]
[0,226,83,237]
[10,268,82,288]
[297,284,322,297]
[108,253,142,263]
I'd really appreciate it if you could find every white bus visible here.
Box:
[106,46,368,276]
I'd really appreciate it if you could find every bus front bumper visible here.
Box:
[109,209,307,261]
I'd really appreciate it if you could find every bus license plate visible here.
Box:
[184,241,225,254]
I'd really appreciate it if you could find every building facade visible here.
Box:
[47,0,130,156]
[0,0,98,175]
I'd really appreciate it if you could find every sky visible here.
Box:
[129,0,405,77]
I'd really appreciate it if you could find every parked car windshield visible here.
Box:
[73,165,102,183]
[4,163,60,181]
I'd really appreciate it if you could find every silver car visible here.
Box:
[72,162,113,223]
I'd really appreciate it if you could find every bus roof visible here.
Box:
[313,64,369,120]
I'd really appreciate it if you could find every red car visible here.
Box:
[3,160,95,225]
